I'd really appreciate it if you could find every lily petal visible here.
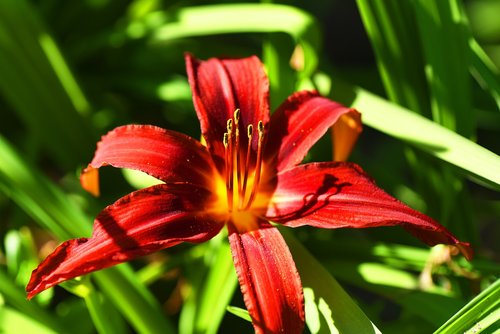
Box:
[185,54,270,160]
[80,125,216,195]
[332,109,363,161]
[266,162,473,260]
[27,184,223,299]
[264,91,356,171]
[228,220,304,334]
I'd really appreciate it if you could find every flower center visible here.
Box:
[223,109,265,213]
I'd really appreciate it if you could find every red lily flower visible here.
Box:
[27,54,472,333]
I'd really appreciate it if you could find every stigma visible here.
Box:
[223,109,265,212]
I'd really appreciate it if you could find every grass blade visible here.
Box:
[413,0,473,137]
[434,279,499,333]
[470,38,500,111]
[356,0,429,113]
[151,4,320,77]
[332,80,500,190]
[0,134,173,334]
[283,230,381,334]
[0,269,64,333]
[0,0,95,168]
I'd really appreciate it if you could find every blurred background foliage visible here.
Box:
[0,0,499,333]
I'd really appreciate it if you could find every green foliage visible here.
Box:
[0,0,498,333]
[435,279,500,334]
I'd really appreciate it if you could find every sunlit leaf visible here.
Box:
[435,279,500,334]
[332,80,500,190]
[283,230,381,334]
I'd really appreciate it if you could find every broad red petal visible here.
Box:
[228,220,304,334]
[185,54,270,160]
[264,91,356,171]
[27,184,223,298]
[265,162,472,260]
[80,125,216,195]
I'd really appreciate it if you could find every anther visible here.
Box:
[247,124,253,138]
[258,120,264,133]
[223,129,233,212]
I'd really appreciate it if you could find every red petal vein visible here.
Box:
[27,184,223,298]
[185,54,270,160]
[228,220,304,334]
[80,125,216,193]
[265,91,355,172]
[266,162,472,260]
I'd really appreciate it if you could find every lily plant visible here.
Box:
[27,54,472,334]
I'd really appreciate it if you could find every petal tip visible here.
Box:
[80,166,100,197]
[332,108,363,162]
[456,242,473,261]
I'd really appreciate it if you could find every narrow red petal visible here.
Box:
[80,125,216,194]
[27,184,223,298]
[228,220,304,334]
[185,54,270,159]
[266,162,472,260]
[264,91,355,171]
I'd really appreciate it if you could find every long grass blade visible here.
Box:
[331,80,500,190]
[0,134,173,334]
[434,279,499,333]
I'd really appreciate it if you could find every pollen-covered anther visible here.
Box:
[222,112,265,212]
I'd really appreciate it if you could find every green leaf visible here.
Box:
[282,230,381,334]
[122,169,163,190]
[151,4,320,77]
[226,306,252,323]
[356,0,430,114]
[331,80,500,190]
[470,38,500,111]
[0,306,57,334]
[412,0,473,136]
[0,269,64,333]
[0,0,96,168]
[434,279,500,334]
[0,134,173,334]
[179,235,238,334]
[192,238,238,334]
[326,259,465,326]
[83,288,127,334]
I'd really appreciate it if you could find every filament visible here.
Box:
[223,115,265,212]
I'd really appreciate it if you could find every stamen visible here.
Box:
[244,121,264,210]
[223,132,233,212]
[233,109,242,198]
[240,124,253,209]
[233,109,241,122]
[224,117,265,212]
[226,120,234,212]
